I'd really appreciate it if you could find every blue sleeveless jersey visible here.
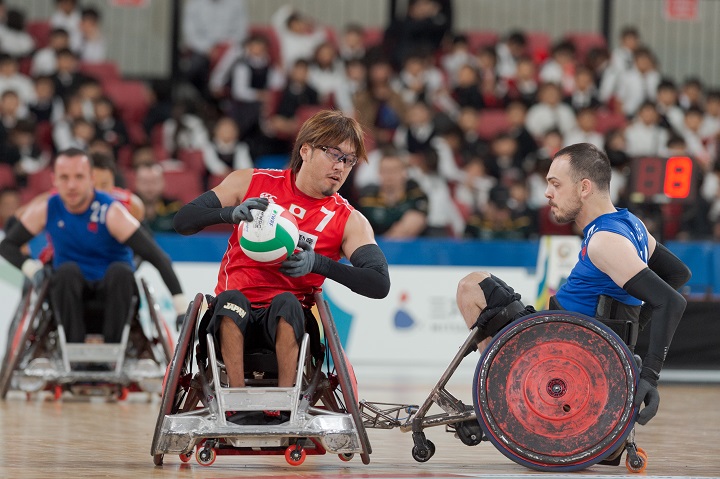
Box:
[554,208,649,316]
[46,191,134,281]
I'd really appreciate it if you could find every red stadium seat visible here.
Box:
[26,21,51,49]
[296,105,326,125]
[208,174,226,189]
[526,31,552,65]
[79,61,121,84]
[248,24,282,67]
[595,108,628,134]
[0,164,16,188]
[35,121,54,153]
[324,26,338,48]
[476,109,511,140]
[122,168,136,191]
[102,80,150,125]
[362,27,384,48]
[162,170,203,204]
[117,145,134,170]
[465,30,499,53]
[209,41,232,72]
[564,32,607,63]
[25,168,54,198]
[18,57,32,76]
[177,149,206,174]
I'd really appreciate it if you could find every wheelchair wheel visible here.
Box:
[141,278,174,362]
[151,293,203,466]
[314,293,372,465]
[2,282,31,361]
[0,280,50,400]
[473,311,638,472]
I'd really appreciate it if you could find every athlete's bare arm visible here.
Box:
[128,193,145,222]
[341,210,379,259]
[212,169,254,207]
[18,197,49,236]
[587,231,653,288]
[106,202,141,242]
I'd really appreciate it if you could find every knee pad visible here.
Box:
[475,275,534,338]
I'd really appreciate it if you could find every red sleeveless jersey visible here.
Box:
[215,169,354,308]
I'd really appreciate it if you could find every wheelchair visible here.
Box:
[0,271,174,401]
[151,291,371,467]
[360,310,648,473]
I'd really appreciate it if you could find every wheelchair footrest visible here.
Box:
[220,387,297,412]
[65,343,124,363]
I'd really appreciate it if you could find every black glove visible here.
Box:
[279,241,315,277]
[231,197,269,223]
[633,366,660,425]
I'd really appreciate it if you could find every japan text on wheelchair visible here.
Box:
[0,271,174,400]
[152,292,648,473]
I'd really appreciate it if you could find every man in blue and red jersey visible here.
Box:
[174,110,390,398]
[0,148,187,343]
[455,143,690,426]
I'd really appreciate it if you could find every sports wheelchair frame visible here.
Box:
[151,296,648,473]
[0,273,174,400]
[151,292,371,467]
[360,311,648,473]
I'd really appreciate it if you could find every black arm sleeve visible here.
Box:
[172,191,236,235]
[648,242,691,289]
[623,267,687,374]
[312,244,390,299]
[124,228,183,295]
[638,242,691,329]
[0,220,35,269]
[3,215,18,233]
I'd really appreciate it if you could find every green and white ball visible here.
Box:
[240,203,300,263]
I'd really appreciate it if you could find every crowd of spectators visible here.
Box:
[1,0,719,243]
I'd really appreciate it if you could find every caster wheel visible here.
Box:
[153,454,164,466]
[411,440,436,463]
[196,447,216,466]
[117,387,129,401]
[285,446,306,466]
[456,420,483,446]
[626,447,648,473]
[338,452,354,462]
[179,450,193,463]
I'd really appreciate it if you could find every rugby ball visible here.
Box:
[239,203,299,263]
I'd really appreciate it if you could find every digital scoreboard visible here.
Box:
[629,156,696,203]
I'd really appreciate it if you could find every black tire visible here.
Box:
[0,280,50,400]
[150,293,202,464]
[141,278,174,363]
[314,293,372,464]
[411,440,436,463]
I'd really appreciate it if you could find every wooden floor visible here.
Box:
[1,380,719,479]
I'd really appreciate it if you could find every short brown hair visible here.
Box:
[553,143,611,192]
[289,110,367,174]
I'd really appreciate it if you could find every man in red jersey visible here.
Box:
[174,110,390,404]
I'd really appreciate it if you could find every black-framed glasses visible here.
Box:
[313,145,359,168]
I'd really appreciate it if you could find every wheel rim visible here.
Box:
[474,312,638,471]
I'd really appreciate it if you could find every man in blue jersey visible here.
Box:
[456,142,690,426]
[0,148,187,343]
